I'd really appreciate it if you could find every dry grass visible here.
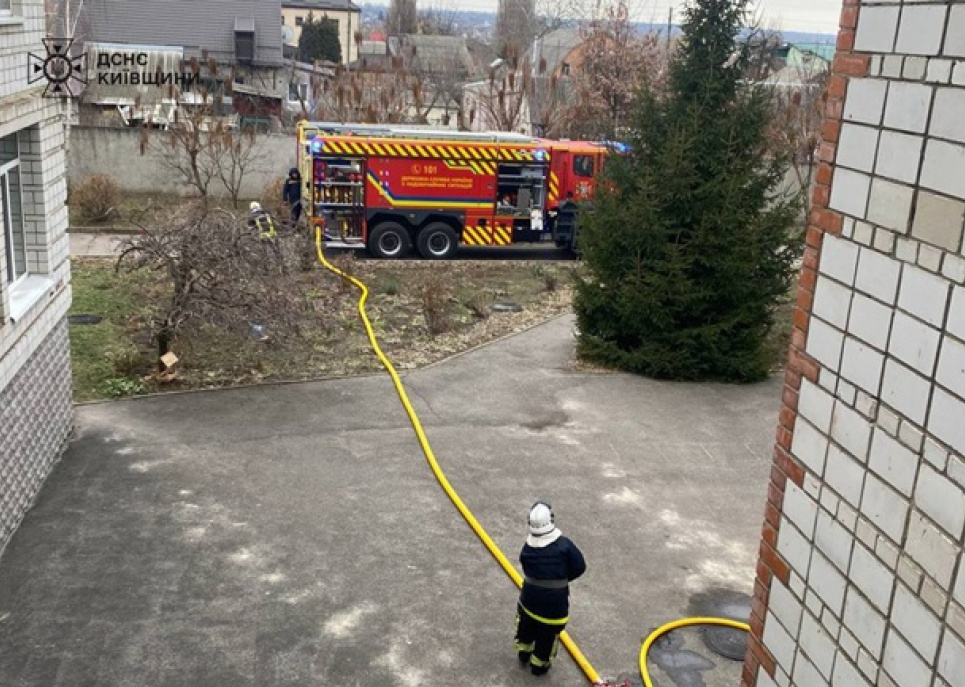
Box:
[69,255,583,400]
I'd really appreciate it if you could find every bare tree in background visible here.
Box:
[496,0,537,57]
[495,0,583,58]
[768,57,830,232]
[387,0,418,34]
[211,124,268,209]
[406,41,473,126]
[418,2,460,35]
[115,204,302,368]
[466,46,531,132]
[138,58,263,201]
[563,0,666,139]
[311,56,414,124]
[527,57,572,137]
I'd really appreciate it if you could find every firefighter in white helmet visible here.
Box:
[513,501,586,676]
[248,201,284,274]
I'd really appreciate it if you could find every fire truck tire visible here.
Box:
[368,222,412,259]
[416,224,459,260]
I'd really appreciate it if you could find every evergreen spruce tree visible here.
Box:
[298,13,342,64]
[573,0,802,383]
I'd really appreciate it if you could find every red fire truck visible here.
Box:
[296,121,623,259]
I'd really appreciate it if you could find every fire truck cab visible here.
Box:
[296,121,616,259]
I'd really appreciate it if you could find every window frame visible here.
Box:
[1,153,28,288]
[573,154,594,179]
[0,0,12,15]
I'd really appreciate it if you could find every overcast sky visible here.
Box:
[366,0,843,35]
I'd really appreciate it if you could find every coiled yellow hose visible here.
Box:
[313,230,749,687]
[638,617,751,687]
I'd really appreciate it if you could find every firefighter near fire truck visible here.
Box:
[248,201,285,274]
[296,122,623,260]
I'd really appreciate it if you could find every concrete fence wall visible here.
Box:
[67,125,815,207]
[67,126,299,200]
[747,2,965,687]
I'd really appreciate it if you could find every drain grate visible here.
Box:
[69,314,103,325]
[702,625,749,661]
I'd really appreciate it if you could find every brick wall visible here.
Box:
[745,2,965,686]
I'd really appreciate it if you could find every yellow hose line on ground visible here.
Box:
[313,230,603,685]
[639,617,751,687]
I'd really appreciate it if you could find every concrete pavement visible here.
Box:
[0,315,783,687]
[69,231,132,257]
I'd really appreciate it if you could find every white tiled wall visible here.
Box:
[760,2,965,686]
[0,0,73,555]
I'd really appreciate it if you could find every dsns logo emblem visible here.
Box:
[28,38,88,97]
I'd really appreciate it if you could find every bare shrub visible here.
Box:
[71,174,120,223]
[114,202,301,369]
[421,274,452,335]
[260,177,290,223]
[462,292,490,319]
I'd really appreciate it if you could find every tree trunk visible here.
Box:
[157,328,172,372]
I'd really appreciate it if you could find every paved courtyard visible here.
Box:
[0,315,782,686]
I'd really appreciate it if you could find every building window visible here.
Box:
[1,133,26,285]
[0,0,12,13]
[561,62,570,76]
[288,82,307,102]
[295,16,304,26]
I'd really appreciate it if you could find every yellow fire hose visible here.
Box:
[313,229,750,686]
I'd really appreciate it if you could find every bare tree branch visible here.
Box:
[114,203,303,368]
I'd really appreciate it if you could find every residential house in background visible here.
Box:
[766,41,834,88]
[462,28,586,135]
[401,34,479,128]
[282,0,361,65]
[0,0,74,557]
[525,28,582,136]
[75,0,287,128]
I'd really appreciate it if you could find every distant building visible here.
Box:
[0,0,73,557]
[75,0,287,126]
[282,0,361,65]
[401,34,478,128]
[765,42,834,89]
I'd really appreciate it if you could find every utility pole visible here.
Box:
[666,6,673,51]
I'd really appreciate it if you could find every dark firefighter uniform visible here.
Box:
[514,502,586,676]
[282,167,302,224]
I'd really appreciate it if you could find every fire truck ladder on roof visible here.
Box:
[301,121,537,144]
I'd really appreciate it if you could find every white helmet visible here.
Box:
[528,501,555,536]
[250,201,262,211]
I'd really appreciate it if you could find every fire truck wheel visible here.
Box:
[368,223,412,259]
[416,224,459,260]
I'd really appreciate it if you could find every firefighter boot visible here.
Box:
[518,651,531,667]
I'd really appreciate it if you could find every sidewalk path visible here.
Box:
[69,231,131,257]
[0,315,781,687]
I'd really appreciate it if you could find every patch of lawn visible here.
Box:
[68,257,162,402]
[68,253,583,401]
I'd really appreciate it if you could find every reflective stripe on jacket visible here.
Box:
[250,210,276,239]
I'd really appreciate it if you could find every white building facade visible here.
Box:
[747,1,965,686]
[0,0,74,556]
